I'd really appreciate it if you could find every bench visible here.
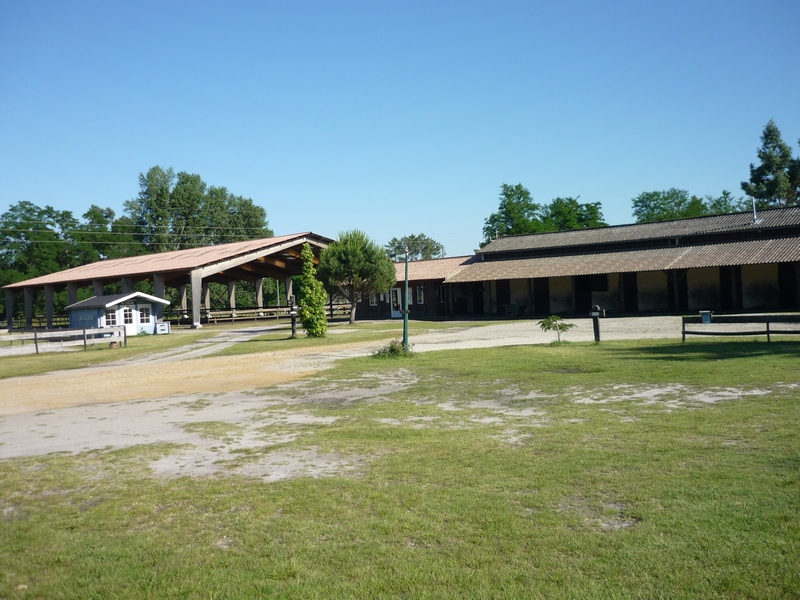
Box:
[682,314,800,342]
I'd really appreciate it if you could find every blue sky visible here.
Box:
[1,1,798,257]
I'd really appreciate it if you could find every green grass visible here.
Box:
[1,339,798,598]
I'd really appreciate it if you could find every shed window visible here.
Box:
[123,307,133,324]
[105,309,117,326]
[416,286,425,304]
[140,307,151,323]
[369,293,377,306]
[438,285,446,303]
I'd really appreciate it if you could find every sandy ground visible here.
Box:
[1,316,681,416]
[1,315,793,477]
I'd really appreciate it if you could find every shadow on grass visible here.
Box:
[605,339,800,362]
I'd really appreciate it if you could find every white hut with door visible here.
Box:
[65,292,171,335]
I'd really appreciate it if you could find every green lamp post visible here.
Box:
[403,246,409,352]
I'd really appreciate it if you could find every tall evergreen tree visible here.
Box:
[741,120,798,207]
[296,243,327,337]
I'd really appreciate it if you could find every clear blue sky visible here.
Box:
[2,1,798,257]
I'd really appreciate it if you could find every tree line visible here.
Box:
[476,119,800,246]
[1,166,274,315]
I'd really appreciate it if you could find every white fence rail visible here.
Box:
[1,326,127,355]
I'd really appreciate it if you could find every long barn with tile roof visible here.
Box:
[359,207,800,320]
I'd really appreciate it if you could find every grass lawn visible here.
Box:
[1,339,798,598]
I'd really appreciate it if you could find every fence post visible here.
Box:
[83,329,88,351]
[766,321,771,343]
[34,330,39,355]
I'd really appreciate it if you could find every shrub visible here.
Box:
[538,315,576,343]
[297,243,328,338]
[373,339,414,359]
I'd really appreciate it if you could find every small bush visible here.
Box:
[538,315,576,343]
[373,339,414,359]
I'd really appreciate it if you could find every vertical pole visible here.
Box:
[45,285,55,329]
[34,330,39,355]
[83,329,87,351]
[403,249,409,352]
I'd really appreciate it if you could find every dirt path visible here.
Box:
[1,315,792,475]
[1,316,686,417]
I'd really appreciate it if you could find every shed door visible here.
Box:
[390,288,403,319]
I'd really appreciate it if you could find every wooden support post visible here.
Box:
[67,282,79,306]
[5,288,15,329]
[190,271,202,328]
[153,273,166,320]
[255,278,264,316]
[23,287,34,329]
[228,281,236,319]
[34,330,39,355]
[83,329,87,351]
[45,285,55,329]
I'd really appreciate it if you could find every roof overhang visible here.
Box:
[446,238,800,283]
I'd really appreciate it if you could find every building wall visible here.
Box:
[549,277,573,313]
[510,279,528,305]
[687,267,721,310]
[592,273,621,312]
[638,271,669,311]
[742,264,780,309]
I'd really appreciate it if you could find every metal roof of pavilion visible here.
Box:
[447,237,800,283]
[4,232,333,290]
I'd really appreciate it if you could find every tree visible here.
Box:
[704,190,747,215]
[632,188,747,223]
[538,315,576,343]
[741,120,798,208]
[170,172,207,248]
[482,183,545,245]
[482,185,609,245]
[318,230,396,325]
[541,197,606,231]
[296,243,327,337]
[124,166,176,252]
[123,166,273,252]
[385,234,444,261]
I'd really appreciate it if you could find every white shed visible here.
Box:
[65,292,171,335]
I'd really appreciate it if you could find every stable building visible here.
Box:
[358,207,800,320]
[448,206,800,316]
[357,256,478,320]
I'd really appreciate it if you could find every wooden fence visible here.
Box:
[1,326,127,354]
[682,314,800,342]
